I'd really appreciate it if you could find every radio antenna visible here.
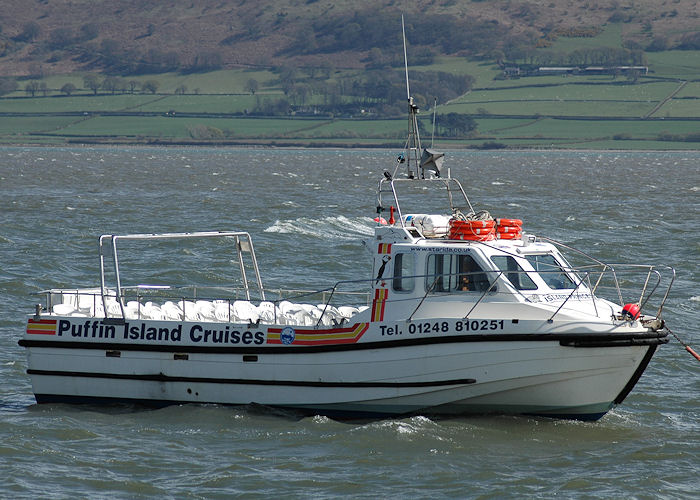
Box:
[399,14,423,179]
[402,15,410,101]
[431,97,437,148]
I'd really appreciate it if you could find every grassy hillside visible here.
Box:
[1,0,699,76]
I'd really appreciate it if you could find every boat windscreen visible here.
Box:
[524,254,576,290]
[490,255,538,291]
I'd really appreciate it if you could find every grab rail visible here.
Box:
[376,176,474,229]
[98,231,265,320]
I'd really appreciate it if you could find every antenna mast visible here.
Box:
[431,97,437,148]
[401,15,422,179]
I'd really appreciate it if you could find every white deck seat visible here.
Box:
[50,292,365,326]
[195,300,216,321]
[52,303,76,315]
[213,300,231,321]
[161,301,183,320]
[233,300,259,323]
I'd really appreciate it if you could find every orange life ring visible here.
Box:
[454,220,495,229]
[496,218,523,226]
[448,219,497,241]
[497,225,522,233]
[451,231,497,242]
[495,217,523,239]
[497,231,522,240]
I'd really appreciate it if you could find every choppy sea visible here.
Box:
[1,147,698,498]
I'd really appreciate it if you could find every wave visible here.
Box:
[264,215,375,240]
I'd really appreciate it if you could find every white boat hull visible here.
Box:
[22,317,664,420]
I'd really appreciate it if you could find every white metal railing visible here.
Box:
[400,264,674,322]
[98,231,265,320]
[376,176,474,229]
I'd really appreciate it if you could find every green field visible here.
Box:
[0,116,81,134]
[0,95,159,113]
[644,51,700,81]
[480,117,696,139]
[466,82,679,102]
[134,95,259,114]
[35,116,323,138]
[657,99,700,117]
[676,82,700,98]
[301,119,405,138]
[446,100,658,118]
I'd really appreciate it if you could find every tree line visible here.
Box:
[248,67,474,117]
[8,76,165,97]
[500,46,647,67]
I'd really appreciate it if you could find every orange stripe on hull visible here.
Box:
[267,323,369,345]
[26,319,57,335]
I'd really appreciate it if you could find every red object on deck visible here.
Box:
[622,303,641,320]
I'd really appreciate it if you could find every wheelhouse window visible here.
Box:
[392,253,415,292]
[426,253,490,293]
[491,255,538,291]
[524,254,576,290]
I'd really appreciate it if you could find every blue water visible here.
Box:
[1,147,698,498]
